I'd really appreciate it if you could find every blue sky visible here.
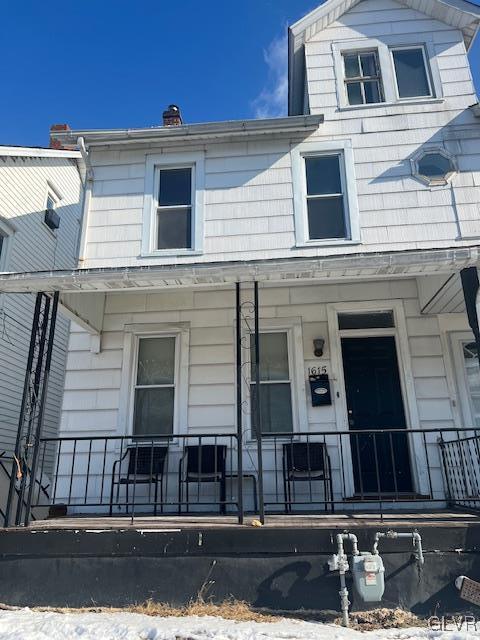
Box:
[2,0,479,148]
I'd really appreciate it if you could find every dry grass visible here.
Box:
[0,599,426,629]
[0,598,275,623]
[342,608,425,630]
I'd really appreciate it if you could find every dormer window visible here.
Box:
[391,46,432,99]
[343,50,384,105]
[333,38,441,109]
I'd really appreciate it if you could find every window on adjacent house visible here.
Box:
[133,336,176,436]
[343,50,384,105]
[305,155,347,240]
[250,332,293,436]
[391,47,431,99]
[156,167,192,250]
[462,342,480,427]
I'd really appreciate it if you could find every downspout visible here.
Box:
[76,137,94,266]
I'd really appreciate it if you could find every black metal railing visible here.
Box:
[5,427,480,526]
[439,430,480,511]
[15,434,245,525]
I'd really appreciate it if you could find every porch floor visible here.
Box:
[25,509,480,530]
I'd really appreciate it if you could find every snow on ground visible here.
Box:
[0,611,479,640]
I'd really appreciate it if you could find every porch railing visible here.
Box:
[4,427,480,527]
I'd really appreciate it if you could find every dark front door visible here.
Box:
[341,336,413,494]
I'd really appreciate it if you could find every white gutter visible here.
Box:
[50,115,324,148]
[0,246,478,294]
[0,146,81,159]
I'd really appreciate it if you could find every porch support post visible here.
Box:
[254,281,265,523]
[461,267,480,368]
[24,292,59,527]
[4,292,59,528]
[235,282,244,524]
[4,293,43,527]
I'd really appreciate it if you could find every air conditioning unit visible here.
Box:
[44,208,60,231]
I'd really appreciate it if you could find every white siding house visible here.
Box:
[0,0,479,521]
[0,146,84,496]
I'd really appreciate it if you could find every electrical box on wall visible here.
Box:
[309,374,332,406]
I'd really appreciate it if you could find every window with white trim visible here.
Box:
[156,167,192,250]
[391,46,432,99]
[133,336,176,436]
[291,142,360,246]
[142,152,205,256]
[250,331,293,436]
[333,38,440,109]
[343,50,384,106]
[305,154,347,240]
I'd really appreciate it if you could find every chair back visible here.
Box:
[283,442,326,473]
[127,446,167,476]
[185,445,226,476]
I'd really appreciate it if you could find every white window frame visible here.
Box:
[243,317,307,444]
[0,216,15,273]
[342,49,385,106]
[291,140,360,247]
[390,45,433,101]
[118,323,190,438]
[142,151,205,257]
[332,35,442,111]
[43,184,61,235]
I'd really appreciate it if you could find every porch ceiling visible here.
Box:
[0,247,477,296]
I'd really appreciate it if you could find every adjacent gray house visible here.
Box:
[0,146,84,509]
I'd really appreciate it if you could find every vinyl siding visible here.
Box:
[0,155,82,461]
[76,0,480,268]
[58,280,454,507]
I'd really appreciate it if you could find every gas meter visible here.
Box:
[351,553,385,602]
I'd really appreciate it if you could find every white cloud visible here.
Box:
[251,32,288,119]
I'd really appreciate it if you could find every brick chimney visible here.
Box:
[49,123,74,150]
[162,105,183,127]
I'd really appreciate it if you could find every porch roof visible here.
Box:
[0,246,477,294]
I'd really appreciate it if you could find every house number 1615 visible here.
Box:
[308,366,327,376]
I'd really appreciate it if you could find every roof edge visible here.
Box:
[51,115,324,147]
[0,146,82,159]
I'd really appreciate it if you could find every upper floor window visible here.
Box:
[142,151,205,256]
[411,147,456,186]
[333,37,441,109]
[391,46,431,99]
[343,50,384,105]
[157,168,192,250]
[0,216,15,271]
[291,141,360,246]
[305,155,346,240]
[44,190,61,232]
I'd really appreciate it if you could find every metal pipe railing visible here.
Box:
[7,426,480,527]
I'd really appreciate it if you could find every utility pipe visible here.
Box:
[372,530,424,565]
[336,533,359,627]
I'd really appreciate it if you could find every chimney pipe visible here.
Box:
[162,105,182,127]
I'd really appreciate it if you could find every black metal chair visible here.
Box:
[109,445,168,515]
[178,445,227,514]
[282,442,333,513]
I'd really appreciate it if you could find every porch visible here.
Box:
[1,248,480,528]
